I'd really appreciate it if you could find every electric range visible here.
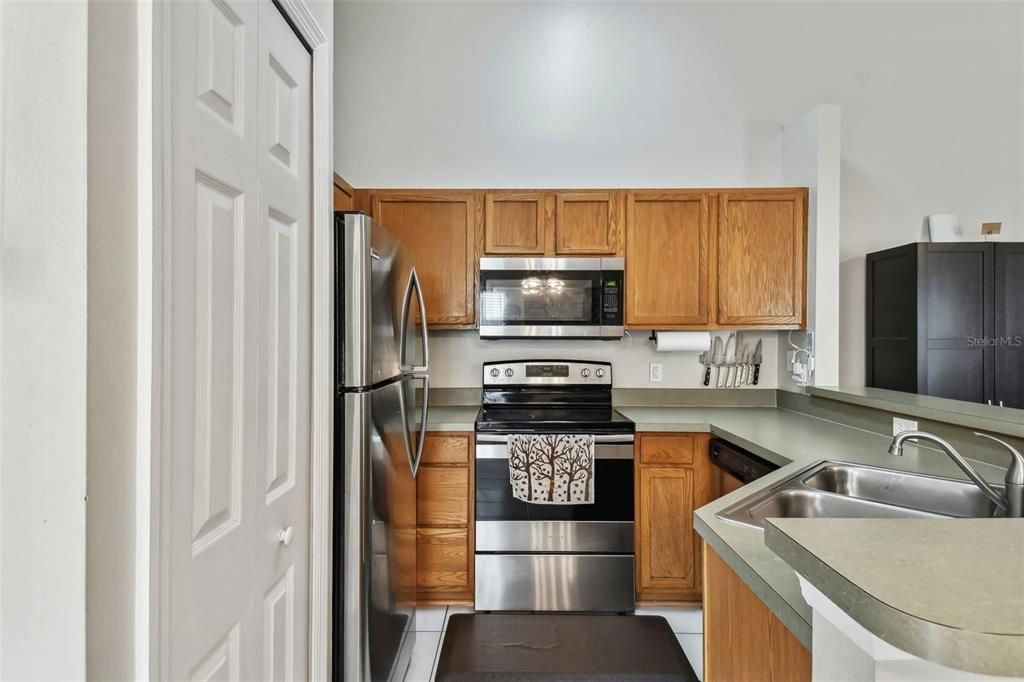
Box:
[473,360,636,613]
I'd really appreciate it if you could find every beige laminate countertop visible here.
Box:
[765,518,1024,677]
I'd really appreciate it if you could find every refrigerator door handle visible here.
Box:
[397,378,419,479]
[401,267,430,374]
[397,269,415,373]
[413,373,430,477]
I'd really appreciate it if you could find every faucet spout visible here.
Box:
[886,430,1010,514]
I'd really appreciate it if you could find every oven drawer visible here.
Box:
[476,520,633,553]
[475,554,635,612]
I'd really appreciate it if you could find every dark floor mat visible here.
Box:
[435,613,698,681]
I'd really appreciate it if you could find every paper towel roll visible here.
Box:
[654,331,712,352]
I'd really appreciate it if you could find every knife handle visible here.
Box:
[703,366,711,387]
[753,364,761,385]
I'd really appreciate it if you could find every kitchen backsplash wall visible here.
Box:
[429,330,779,389]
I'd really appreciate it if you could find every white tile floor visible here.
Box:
[403,606,703,681]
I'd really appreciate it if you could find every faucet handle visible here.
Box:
[974,432,1024,486]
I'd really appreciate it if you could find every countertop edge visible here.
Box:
[695,514,813,649]
[764,521,1024,678]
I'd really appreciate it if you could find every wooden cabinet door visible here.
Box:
[417,528,471,594]
[637,467,699,597]
[484,190,549,254]
[554,190,622,255]
[625,191,710,327]
[333,173,354,211]
[995,244,1024,408]
[717,189,806,327]
[704,545,810,682]
[371,190,480,327]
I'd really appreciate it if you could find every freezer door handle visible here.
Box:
[413,374,430,477]
[400,267,430,374]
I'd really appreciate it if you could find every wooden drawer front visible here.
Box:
[417,467,470,526]
[421,433,471,465]
[417,528,470,591]
[637,467,698,593]
[484,191,548,254]
[554,191,621,255]
[639,435,695,466]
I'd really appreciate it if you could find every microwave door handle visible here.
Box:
[408,267,429,374]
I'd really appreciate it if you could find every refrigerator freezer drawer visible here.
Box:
[475,554,635,613]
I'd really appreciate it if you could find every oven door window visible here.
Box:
[479,270,602,326]
[476,458,633,521]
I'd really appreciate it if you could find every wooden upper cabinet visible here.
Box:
[554,190,622,255]
[484,191,548,254]
[717,189,807,328]
[625,191,710,327]
[333,173,355,211]
[370,190,480,328]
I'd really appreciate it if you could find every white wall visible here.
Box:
[335,1,1024,387]
[0,2,88,679]
[780,106,842,389]
[430,330,778,389]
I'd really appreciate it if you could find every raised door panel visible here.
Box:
[717,190,806,327]
[637,467,697,595]
[554,191,622,255]
[995,244,1024,408]
[416,528,471,595]
[417,467,470,526]
[484,191,549,254]
[371,191,479,327]
[625,191,710,327]
[703,545,810,682]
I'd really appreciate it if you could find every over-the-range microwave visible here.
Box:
[478,257,624,339]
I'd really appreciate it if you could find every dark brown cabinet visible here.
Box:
[866,242,1022,408]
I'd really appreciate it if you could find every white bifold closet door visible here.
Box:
[166,0,312,679]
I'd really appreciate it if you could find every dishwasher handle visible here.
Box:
[709,438,779,484]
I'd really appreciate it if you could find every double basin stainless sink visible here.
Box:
[718,460,1003,529]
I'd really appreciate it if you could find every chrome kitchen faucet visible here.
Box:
[888,430,1024,517]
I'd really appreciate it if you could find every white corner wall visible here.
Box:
[0,2,89,679]
[335,1,1023,388]
[780,105,841,389]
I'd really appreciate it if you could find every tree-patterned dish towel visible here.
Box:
[507,434,595,504]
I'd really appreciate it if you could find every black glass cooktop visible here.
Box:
[475,406,635,435]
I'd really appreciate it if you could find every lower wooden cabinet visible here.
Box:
[416,432,474,603]
[635,433,714,603]
[703,544,811,682]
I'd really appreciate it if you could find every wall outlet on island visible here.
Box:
[892,417,918,436]
[649,362,663,383]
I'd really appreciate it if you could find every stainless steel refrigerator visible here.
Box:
[333,212,430,681]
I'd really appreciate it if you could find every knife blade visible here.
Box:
[710,336,722,388]
[722,333,736,388]
[752,339,763,385]
[700,342,708,385]
[737,343,751,387]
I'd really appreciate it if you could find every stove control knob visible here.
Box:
[504,368,515,378]
[580,368,591,378]
[489,368,500,378]
[595,368,605,378]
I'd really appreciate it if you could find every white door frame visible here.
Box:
[145,1,333,679]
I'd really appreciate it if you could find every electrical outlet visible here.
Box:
[649,362,663,383]
[892,417,918,436]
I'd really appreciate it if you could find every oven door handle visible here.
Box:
[475,441,634,460]
[475,434,634,445]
